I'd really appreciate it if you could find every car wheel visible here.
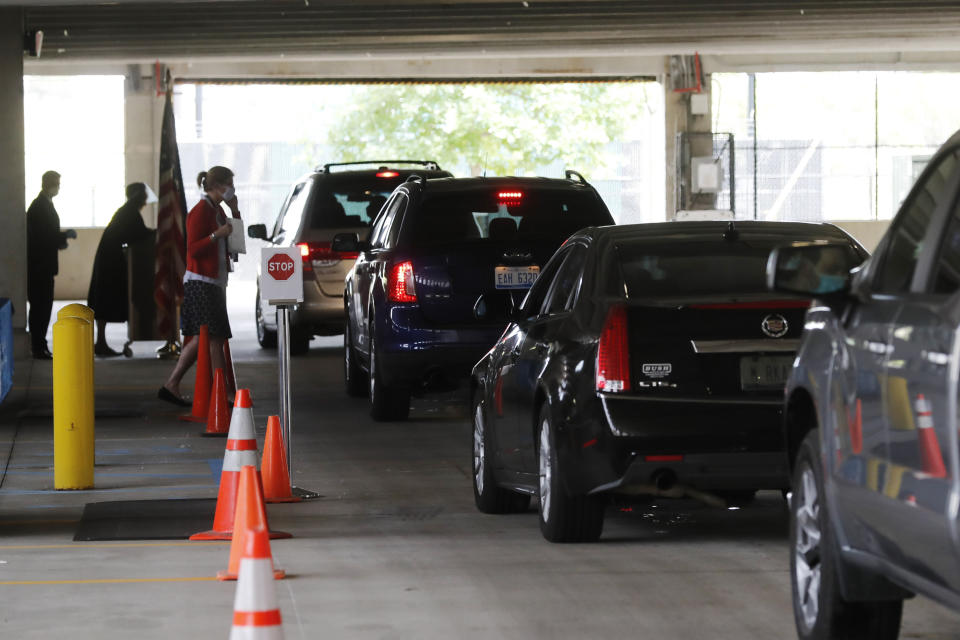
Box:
[472,393,531,514]
[255,291,277,349]
[368,324,410,421]
[289,323,311,355]
[537,404,604,543]
[791,430,903,640]
[344,316,367,397]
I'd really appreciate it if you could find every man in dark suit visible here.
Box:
[26,170,75,359]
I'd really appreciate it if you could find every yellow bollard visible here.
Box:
[54,315,94,489]
[55,304,96,472]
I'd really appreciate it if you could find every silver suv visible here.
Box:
[248,160,452,354]
[769,130,960,639]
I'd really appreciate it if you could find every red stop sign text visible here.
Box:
[267,253,296,281]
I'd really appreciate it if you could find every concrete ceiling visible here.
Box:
[18,1,960,78]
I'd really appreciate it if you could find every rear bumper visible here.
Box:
[376,305,504,389]
[589,452,789,495]
[558,393,790,495]
[291,280,344,330]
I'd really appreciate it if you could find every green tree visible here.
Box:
[325,83,648,177]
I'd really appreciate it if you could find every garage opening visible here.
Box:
[712,71,960,223]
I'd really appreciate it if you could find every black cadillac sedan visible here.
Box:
[470,221,867,542]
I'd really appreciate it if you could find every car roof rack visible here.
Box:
[565,169,587,184]
[316,160,441,173]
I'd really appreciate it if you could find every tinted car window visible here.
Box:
[371,194,405,249]
[876,149,960,293]
[274,181,308,242]
[521,249,568,316]
[408,189,610,248]
[544,244,588,315]
[618,238,860,298]
[931,199,960,294]
[307,175,397,229]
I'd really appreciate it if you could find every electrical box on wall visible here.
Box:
[692,157,722,193]
[690,93,710,116]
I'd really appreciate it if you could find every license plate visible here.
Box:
[740,355,793,390]
[495,265,539,290]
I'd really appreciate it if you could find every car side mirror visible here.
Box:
[247,223,268,240]
[333,232,366,254]
[767,243,856,297]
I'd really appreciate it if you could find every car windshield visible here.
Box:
[617,237,860,298]
[307,176,400,229]
[409,188,610,248]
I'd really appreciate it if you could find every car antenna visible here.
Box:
[723,220,739,242]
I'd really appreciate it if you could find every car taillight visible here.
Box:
[296,242,360,270]
[376,170,399,178]
[596,305,630,393]
[497,190,523,205]
[388,260,417,303]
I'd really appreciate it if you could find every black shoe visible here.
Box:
[32,348,53,360]
[158,386,191,407]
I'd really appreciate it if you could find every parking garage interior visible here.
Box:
[2,2,960,638]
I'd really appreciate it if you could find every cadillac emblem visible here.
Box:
[761,313,789,338]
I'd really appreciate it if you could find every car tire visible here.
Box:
[344,316,367,398]
[255,291,277,349]
[289,323,311,355]
[791,430,903,640]
[368,324,410,421]
[472,393,531,514]
[537,404,604,543]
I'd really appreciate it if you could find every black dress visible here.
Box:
[87,201,152,322]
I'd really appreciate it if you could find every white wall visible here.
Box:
[54,227,103,301]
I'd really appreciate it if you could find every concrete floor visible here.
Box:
[1,293,958,639]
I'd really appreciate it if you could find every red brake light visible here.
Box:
[596,305,630,392]
[497,190,523,204]
[377,171,399,178]
[388,261,417,303]
[296,242,359,271]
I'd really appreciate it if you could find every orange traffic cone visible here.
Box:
[202,368,231,437]
[262,416,301,504]
[915,394,947,478]
[191,392,258,540]
[180,325,212,423]
[229,526,285,639]
[219,465,287,581]
[224,339,237,397]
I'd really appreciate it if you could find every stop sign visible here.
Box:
[267,253,296,280]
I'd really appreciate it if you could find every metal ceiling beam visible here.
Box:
[21,1,960,64]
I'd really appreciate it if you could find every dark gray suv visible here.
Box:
[769,130,960,639]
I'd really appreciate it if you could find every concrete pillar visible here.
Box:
[124,64,162,227]
[0,10,26,329]
[662,56,713,220]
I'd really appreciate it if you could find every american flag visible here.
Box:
[153,84,188,340]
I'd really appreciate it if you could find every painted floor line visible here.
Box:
[0,541,228,550]
[0,576,220,585]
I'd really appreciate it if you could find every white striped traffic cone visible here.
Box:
[915,394,947,478]
[230,526,284,640]
[191,390,260,540]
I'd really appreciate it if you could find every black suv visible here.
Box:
[337,173,615,420]
[248,161,452,354]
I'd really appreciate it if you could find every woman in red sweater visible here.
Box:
[158,166,240,405]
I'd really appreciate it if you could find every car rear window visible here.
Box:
[616,237,860,298]
[408,188,612,248]
[307,175,406,229]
